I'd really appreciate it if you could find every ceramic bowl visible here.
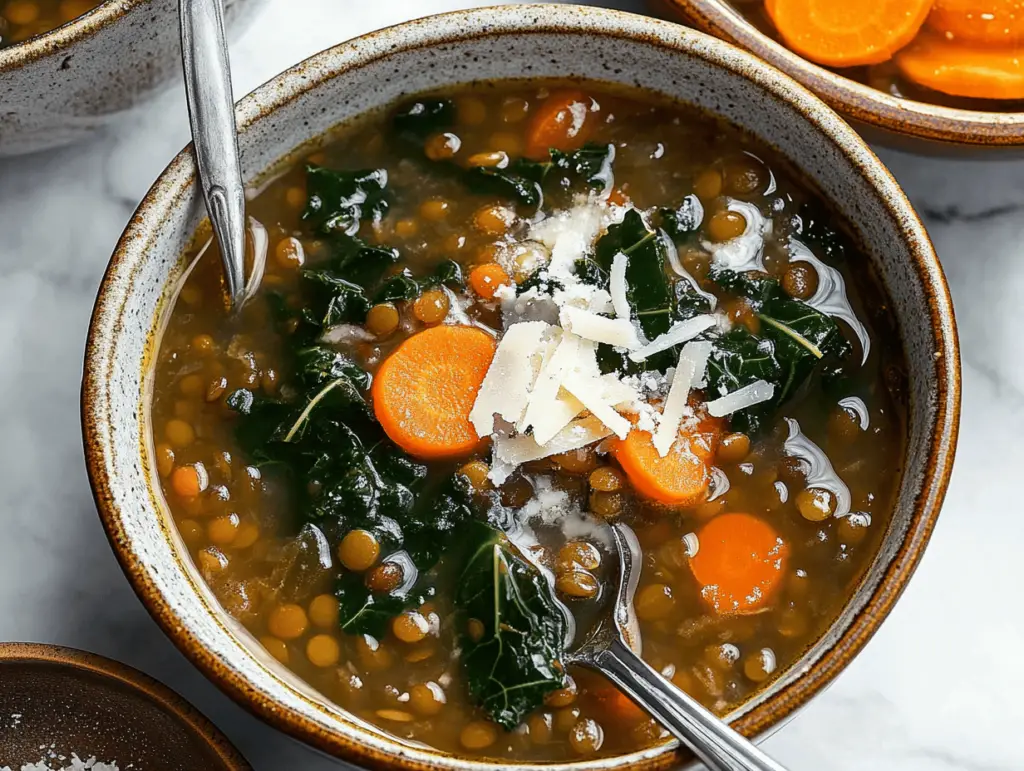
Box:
[659,0,1024,150]
[0,0,264,156]
[82,5,960,770]
[0,643,251,770]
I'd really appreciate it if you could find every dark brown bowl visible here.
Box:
[658,0,1024,150]
[0,643,251,771]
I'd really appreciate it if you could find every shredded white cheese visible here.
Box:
[652,342,712,456]
[520,332,583,444]
[559,306,641,349]
[490,415,614,484]
[706,380,775,417]
[609,252,630,319]
[628,314,717,362]
[469,321,551,437]
[562,373,632,439]
[528,198,625,279]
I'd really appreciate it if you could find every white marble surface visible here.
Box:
[0,2,1019,769]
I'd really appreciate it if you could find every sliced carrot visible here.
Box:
[468,263,510,300]
[689,513,788,615]
[896,29,1024,98]
[371,325,496,460]
[928,0,1024,46]
[765,0,934,67]
[524,90,598,160]
[611,412,720,506]
[591,687,647,724]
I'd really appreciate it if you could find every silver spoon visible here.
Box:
[567,523,789,771]
[180,0,248,309]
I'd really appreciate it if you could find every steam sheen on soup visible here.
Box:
[151,81,906,761]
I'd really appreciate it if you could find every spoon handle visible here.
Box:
[588,639,789,771]
[180,0,246,308]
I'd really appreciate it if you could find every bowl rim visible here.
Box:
[660,0,1024,147]
[0,642,252,771]
[82,4,961,770]
[0,0,144,72]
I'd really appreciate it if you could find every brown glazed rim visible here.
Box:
[0,0,139,72]
[82,6,961,771]
[661,0,1024,147]
[0,642,252,771]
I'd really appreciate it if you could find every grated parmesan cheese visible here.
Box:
[559,306,641,349]
[520,332,583,444]
[490,415,613,484]
[706,380,775,417]
[562,373,632,439]
[652,342,711,456]
[628,314,717,362]
[609,252,630,319]
[469,321,551,437]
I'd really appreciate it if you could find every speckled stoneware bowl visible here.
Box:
[0,643,251,770]
[0,0,264,156]
[82,6,960,770]
[658,0,1024,150]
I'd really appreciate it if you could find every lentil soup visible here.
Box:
[152,81,906,761]
[0,0,101,48]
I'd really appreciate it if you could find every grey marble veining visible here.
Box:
[0,2,1018,769]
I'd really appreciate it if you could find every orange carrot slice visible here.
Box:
[896,29,1024,98]
[468,263,510,300]
[611,414,720,506]
[591,687,648,724]
[765,0,934,67]
[689,513,788,615]
[524,90,598,160]
[928,0,1024,46]
[372,325,496,460]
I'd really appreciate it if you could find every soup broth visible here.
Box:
[0,0,100,47]
[731,0,1024,109]
[151,81,906,761]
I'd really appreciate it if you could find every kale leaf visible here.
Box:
[467,159,549,208]
[455,520,568,730]
[303,165,390,236]
[392,98,457,143]
[658,194,704,243]
[594,209,675,371]
[373,260,465,304]
[704,269,852,434]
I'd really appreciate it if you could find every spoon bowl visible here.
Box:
[568,523,788,771]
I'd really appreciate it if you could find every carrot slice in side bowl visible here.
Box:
[766,0,934,67]
[372,325,496,460]
[689,513,788,615]
[896,29,1024,98]
[927,0,1024,46]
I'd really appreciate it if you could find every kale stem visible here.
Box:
[284,377,346,442]
[758,315,824,359]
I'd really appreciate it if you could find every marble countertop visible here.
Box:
[0,2,1018,769]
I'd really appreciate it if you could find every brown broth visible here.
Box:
[151,81,907,761]
[730,0,1024,110]
[0,0,100,47]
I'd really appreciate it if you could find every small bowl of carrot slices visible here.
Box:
[660,0,1024,148]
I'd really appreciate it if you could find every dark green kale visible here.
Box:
[705,269,852,435]
[373,259,465,304]
[658,194,704,242]
[302,165,390,235]
[392,98,457,143]
[455,520,568,730]
[465,144,616,207]
[594,209,675,371]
